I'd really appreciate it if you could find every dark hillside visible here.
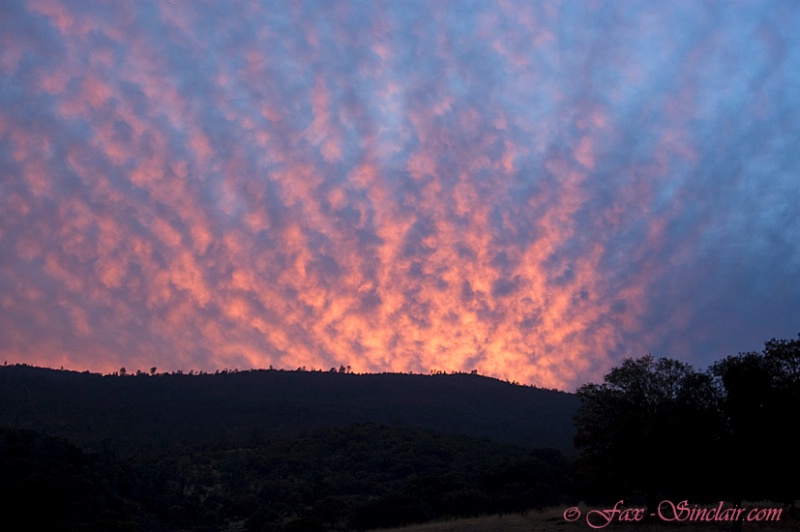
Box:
[1,422,575,532]
[0,365,578,453]
[0,365,579,531]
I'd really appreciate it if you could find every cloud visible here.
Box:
[0,0,798,390]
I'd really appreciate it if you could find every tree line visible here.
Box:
[573,334,800,515]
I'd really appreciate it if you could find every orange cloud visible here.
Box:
[3,0,797,391]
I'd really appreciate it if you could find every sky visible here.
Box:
[1,0,798,391]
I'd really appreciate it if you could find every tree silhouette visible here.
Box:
[712,334,800,509]
[574,355,723,510]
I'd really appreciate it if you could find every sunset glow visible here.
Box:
[1,0,798,390]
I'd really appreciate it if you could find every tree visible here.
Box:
[711,334,800,508]
[574,355,724,509]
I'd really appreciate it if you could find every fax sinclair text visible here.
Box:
[563,500,783,529]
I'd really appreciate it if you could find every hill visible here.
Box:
[0,365,578,453]
[0,365,580,531]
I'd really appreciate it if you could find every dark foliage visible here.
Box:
[0,427,155,531]
[0,423,572,532]
[574,355,724,509]
[711,334,800,506]
[574,334,800,514]
[0,367,578,531]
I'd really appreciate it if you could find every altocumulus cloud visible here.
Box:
[0,0,798,390]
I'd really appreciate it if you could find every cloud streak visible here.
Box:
[1,0,798,390]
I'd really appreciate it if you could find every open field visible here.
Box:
[368,505,799,532]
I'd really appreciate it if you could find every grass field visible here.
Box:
[368,504,798,532]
